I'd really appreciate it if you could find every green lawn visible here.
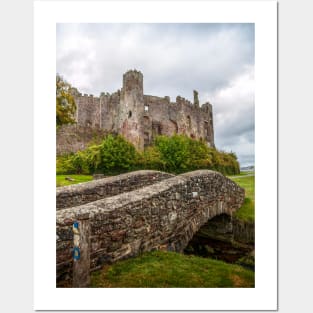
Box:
[91,250,254,288]
[56,174,93,187]
[228,173,255,222]
[237,170,254,176]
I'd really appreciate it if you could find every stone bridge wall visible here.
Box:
[57,170,174,209]
[56,170,244,285]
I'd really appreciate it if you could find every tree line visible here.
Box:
[57,134,240,176]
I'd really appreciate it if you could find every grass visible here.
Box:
[91,250,254,288]
[56,174,93,187]
[228,173,255,222]
[237,170,254,176]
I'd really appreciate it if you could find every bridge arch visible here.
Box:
[56,170,244,285]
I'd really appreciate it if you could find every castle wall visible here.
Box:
[143,94,214,146]
[57,70,215,156]
[99,92,119,132]
[143,95,170,143]
[201,102,214,145]
[56,125,107,155]
[75,95,101,128]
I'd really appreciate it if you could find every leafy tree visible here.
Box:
[56,74,76,126]
[154,135,190,171]
[140,146,166,171]
[186,137,212,169]
[56,134,240,176]
[98,135,138,173]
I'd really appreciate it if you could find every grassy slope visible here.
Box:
[56,174,93,187]
[91,250,254,288]
[228,173,255,222]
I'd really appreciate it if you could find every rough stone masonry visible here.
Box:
[56,170,244,286]
[57,70,214,154]
[56,170,174,209]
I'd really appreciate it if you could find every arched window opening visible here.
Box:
[143,116,150,127]
[144,132,150,148]
[204,121,209,137]
[169,120,178,134]
[187,116,191,129]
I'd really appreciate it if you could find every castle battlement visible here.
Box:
[66,70,214,151]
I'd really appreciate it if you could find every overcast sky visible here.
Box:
[57,23,254,167]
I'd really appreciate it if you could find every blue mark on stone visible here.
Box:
[73,221,79,229]
[73,246,80,260]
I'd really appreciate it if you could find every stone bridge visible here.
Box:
[56,170,244,285]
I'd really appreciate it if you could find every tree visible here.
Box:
[56,74,76,126]
[154,135,190,171]
[98,135,138,173]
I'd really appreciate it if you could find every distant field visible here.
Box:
[56,174,93,187]
[238,170,254,176]
[228,172,255,222]
[91,250,254,288]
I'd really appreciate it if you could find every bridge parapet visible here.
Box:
[56,170,244,286]
[57,170,174,209]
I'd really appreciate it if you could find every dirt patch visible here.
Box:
[231,274,245,287]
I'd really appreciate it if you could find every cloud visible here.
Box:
[210,66,255,166]
[57,23,255,167]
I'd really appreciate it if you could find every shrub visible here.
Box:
[68,151,90,174]
[186,137,213,170]
[139,146,166,171]
[154,135,216,173]
[56,154,80,174]
[97,135,139,174]
[56,134,240,176]
[154,135,190,172]
[208,149,240,175]
[84,144,102,174]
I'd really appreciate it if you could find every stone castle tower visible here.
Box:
[57,70,214,154]
[119,70,145,149]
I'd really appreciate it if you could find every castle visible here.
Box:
[57,70,214,154]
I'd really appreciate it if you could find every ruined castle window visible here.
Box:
[187,116,191,129]
[152,121,162,137]
[204,121,209,137]
[143,116,150,127]
[144,105,149,112]
[169,120,178,134]
[144,132,150,147]
[128,111,132,118]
